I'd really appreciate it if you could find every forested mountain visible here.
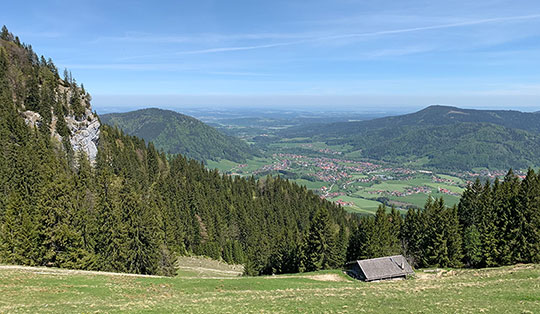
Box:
[286,105,540,136]
[101,108,256,162]
[0,26,351,276]
[281,105,540,170]
[1,26,538,279]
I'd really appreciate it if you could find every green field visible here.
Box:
[207,155,467,214]
[205,139,473,215]
[328,195,383,214]
[1,264,539,313]
[293,179,327,190]
[206,159,239,172]
[207,157,272,174]
[436,174,465,185]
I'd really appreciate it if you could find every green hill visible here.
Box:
[281,106,540,170]
[101,108,256,162]
[286,105,540,136]
[0,27,351,277]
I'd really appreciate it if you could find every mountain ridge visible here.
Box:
[284,105,540,137]
[280,105,540,170]
[101,108,256,162]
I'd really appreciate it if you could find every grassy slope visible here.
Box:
[1,264,539,313]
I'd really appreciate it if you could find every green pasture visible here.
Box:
[1,264,539,313]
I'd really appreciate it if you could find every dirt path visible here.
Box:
[176,265,243,275]
[0,265,165,278]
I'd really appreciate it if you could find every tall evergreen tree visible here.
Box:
[512,169,540,263]
[302,207,336,272]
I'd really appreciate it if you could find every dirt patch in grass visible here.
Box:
[264,272,349,282]
[175,256,243,277]
[304,274,347,282]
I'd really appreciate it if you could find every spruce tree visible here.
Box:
[463,225,482,267]
[495,170,520,265]
[458,178,483,228]
[513,169,540,263]
[302,207,335,272]
[477,181,499,266]
[446,205,463,267]
[402,208,425,267]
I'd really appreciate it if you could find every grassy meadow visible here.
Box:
[1,263,539,313]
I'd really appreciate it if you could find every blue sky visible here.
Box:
[2,0,540,112]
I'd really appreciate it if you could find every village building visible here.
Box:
[345,255,414,281]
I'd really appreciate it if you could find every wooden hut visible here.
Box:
[345,255,414,281]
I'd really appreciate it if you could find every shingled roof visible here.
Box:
[346,255,414,281]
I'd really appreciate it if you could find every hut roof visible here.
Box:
[348,255,414,281]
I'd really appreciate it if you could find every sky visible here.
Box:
[2,0,540,112]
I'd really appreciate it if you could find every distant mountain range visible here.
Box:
[281,105,540,170]
[287,105,540,135]
[101,108,256,162]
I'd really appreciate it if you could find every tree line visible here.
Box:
[347,171,540,268]
[1,26,539,277]
[0,98,352,276]
[1,27,353,275]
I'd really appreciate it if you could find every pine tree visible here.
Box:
[513,169,540,263]
[302,207,335,272]
[402,208,426,267]
[463,225,482,267]
[446,205,463,267]
[424,198,450,267]
[37,175,86,268]
[331,226,348,267]
[1,26,13,41]
[478,181,499,266]
[24,71,40,112]
[0,191,39,265]
[497,170,519,263]
[388,206,403,255]
[458,178,483,228]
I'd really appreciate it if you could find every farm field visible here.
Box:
[205,140,488,214]
[1,263,539,313]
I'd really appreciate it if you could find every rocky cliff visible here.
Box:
[66,111,100,162]
[1,32,100,163]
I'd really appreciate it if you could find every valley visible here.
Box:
[2,4,540,311]
[200,109,524,214]
[208,141,512,214]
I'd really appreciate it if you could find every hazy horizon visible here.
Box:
[3,0,540,111]
[91,94,540,115]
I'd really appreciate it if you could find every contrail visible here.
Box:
[178,42,296,54]
[315,14,540,41]
[177,14,540,55]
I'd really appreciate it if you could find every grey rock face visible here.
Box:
[66,114,100,163]
[67,111,100,162]
[22,108,101,163]
[22,110,42,127]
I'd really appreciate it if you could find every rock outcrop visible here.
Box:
[67,110,100,162]
[2,31,101,165]
[22,108,100,163]
[22,110,42,128]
